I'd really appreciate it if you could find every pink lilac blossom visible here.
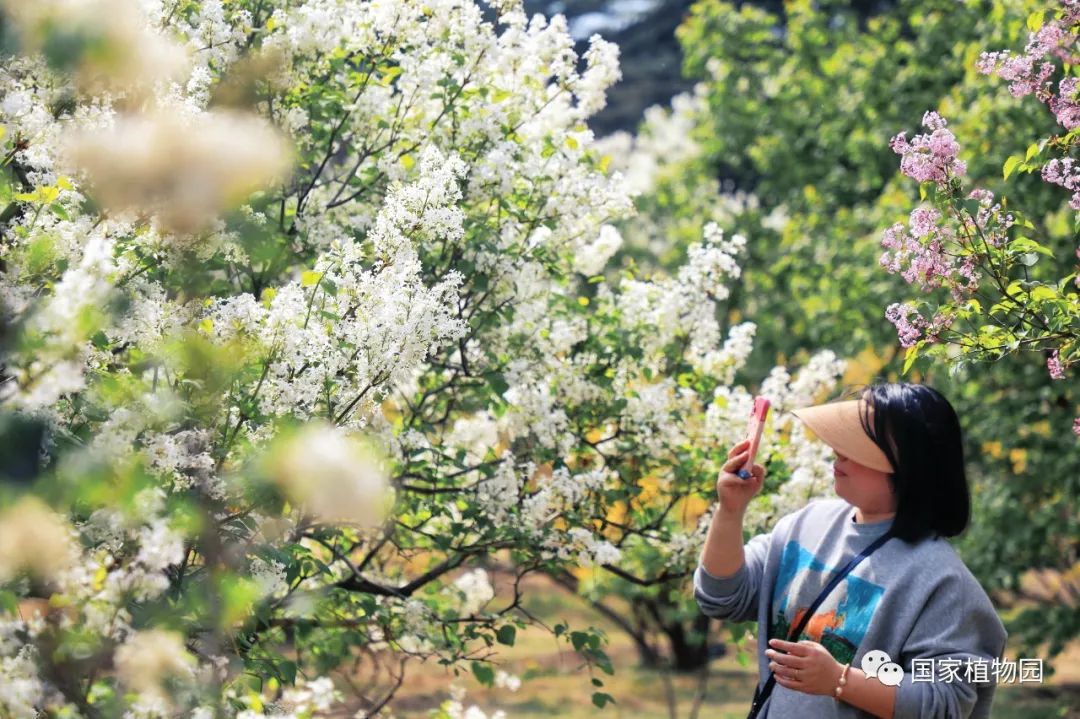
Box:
[909,207,940,237]
[1041,158,1080,209]
[975,51,1055,98]
[953,256,981,303]
[1049,77,1080,130]
[967,188,1014,244]
[890,112,966,185]
[884,303,954,348]
[885,303,925,347]
[1073,417,1080,436]
[880,207,980,296]
[1047,349,1067,379]
[1067,0,1080,24]
[977,12,1080,127]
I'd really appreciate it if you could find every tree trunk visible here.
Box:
[645,599,713,672]
[663,613,712,672]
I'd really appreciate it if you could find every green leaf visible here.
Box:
[1029,285,1058,303]
[592,678,604,687]
[278,660,297,684]
[471,662,495,687]
[1025,142,1041,161]
[301,270,322,287]
[902,342,921,374]
[592,692,615,708]
[496,625,516,646]
[1003,155,1022,180]
[1011,236,1054,258]
[1027,10,1045,32]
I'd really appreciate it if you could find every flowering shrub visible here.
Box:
[0,0,846,715]
[884,2,1080,435]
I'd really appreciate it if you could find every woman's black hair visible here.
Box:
[852,382,970,544]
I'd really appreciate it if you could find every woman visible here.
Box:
[694,383,1007,719]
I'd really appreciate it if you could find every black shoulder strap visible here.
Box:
[746,529,894,719]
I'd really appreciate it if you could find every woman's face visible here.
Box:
[831,450,896,514]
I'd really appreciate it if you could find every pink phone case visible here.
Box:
[738,397,771,479]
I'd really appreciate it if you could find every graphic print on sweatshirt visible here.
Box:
[768,540,886,665]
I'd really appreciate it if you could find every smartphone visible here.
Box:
[737,397,771,479]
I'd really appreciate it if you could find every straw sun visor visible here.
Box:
[791,400,894,474]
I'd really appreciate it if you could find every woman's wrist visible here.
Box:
[831,661,851,699]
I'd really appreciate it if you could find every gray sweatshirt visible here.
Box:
[693,499,1007,719]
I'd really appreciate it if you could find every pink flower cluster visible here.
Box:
[1073,417,1080,436]
[880,206,981,301]
[1042,157,1080,210]
[975,50,1055,99]
[966,188,1015,242]
[1049,77,1080,129]
[976,11,1080,110]
[1047,349,1067,379]
[977,5,1080,208]
[889,112,966,185]
[884,302,954,348]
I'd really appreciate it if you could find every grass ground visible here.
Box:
[386,572,1080,718]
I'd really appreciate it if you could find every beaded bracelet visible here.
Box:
[833,662,851,700]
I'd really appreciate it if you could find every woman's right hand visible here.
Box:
[716,438,765,515]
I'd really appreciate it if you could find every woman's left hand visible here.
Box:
[765,638,843,696]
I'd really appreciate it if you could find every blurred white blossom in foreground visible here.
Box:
[268,421,391,527]
[66,110,292,235]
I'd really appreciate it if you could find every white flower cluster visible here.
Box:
[573,224,624,277]
[594,83,709,196]
[451,568,495,616]
[0,640,44,719]
[599,222,747,377]
[267,421,390,526]
[440,684,508,719]
[204,147,469,428]
[559,527,622,567]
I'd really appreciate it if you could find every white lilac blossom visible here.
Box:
[249,557,288,600]
[1,0,192,99]
[438,684,508,719]
[594,84,708,196]
[0,644,45,719]
[65,109,292,235]
[0,497,77,584]
[451,568,495,616]
[0,0,848,714]
[573,224,624,276]
[268,422,390,526]
[113,630,197,700]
